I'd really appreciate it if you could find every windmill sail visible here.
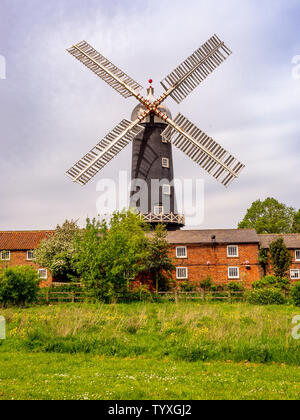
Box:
[160,35,231,104]
[67,119,145,185]
[67,41,143,99]
[162,114,245,187]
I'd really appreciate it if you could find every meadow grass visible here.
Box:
[0,302,299,400]
[0,302,299,364]
[0,353,300,400]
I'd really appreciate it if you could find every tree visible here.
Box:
[238,198,296,234]
[35,220,80,282]
[72,218,109,301]
[143,224,175,292]
[269,238,292,279]
[258,248,269,276]
[292,210,300,233]
[73,211,151,302]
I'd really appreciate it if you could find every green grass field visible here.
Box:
[1,353,300,400]
[0,303,299,400]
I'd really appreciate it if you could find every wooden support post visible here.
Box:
[72,291,75,303]
[174,289,178,304]
[46,289,49,305]
[201,289,205,302]
[228,290,232,304]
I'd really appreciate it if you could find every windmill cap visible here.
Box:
[131,86,172,123]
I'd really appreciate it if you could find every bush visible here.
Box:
[116,286,154,303]
[49,283,83,293]
[252,275,290,291]
[291,282,300,307]
[246,288,285,306]
[179,282,197,292]
[200,277,214,291]
[227,282,245,292]
[0,266,40,306]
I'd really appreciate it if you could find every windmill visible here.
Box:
[66,35,245,230]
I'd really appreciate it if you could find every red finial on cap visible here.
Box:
[148,79,153,84]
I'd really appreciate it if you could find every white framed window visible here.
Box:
[27,250,35,261]
[290,269,300,280]
[38,269,47,280]
[154,206,164,215]
[227,245,239,258]
[295,250,300,262]
[228,267,240,279]
[162,158,170,168]
[162,184,171,195]
[176,246,187,259]
[176,267,188,280]
[1,251,10,261]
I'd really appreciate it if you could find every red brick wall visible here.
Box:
[170,243,261,288]
[265,249,300,283]
[0,251,53,287]
[2,243,299,291]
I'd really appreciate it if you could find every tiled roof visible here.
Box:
[0,231,55,250]
[166,229,259,245]
[259,234,300,249]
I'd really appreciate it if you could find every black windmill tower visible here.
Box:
[66,36,245,230]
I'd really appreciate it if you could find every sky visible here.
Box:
[0,0,299,230]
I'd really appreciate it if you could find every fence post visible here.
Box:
[228,290,232,304]
[201,289,205,302]
[174,289,178,305]
[46,289,49,305]
[72,291,75,303]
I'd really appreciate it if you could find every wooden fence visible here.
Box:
[157,290,245,304]
[38,288,245,304]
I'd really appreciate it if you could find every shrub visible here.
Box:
[117,286,154,303]
[252,275,290,291]
[48,283,83,293]
[0,266,40,306]
[179,282,196,292]
[211,284,226,293]
[291,282,300,307]
[246,288,285,306]
[200,276,214,291]
[227,282,245,292]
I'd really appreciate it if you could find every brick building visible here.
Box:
[167,229,261,288]
[258,234,300,282]
[0,231,54,287]
[1,229,300,288]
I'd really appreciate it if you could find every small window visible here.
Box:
[162,158,170,168]
[228,267,239,279]
[27,250,35,261]
[290,269,300,280]
[38,269,47,280]
[162,184,171,195]
[227,245,239,258]
[176,267,188,280]
[176,246,187,259]
[1,251,10,261]
[295,250,300,262]
[154,206,164,215]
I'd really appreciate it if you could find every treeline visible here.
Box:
[34,211,174,301]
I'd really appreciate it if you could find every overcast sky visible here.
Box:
[0,0,299,230]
